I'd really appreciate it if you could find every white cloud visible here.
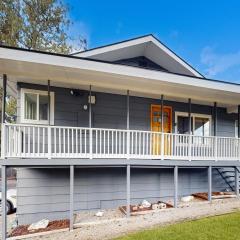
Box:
[201,46,240,77]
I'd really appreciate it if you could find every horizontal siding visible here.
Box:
[15,83,237,225]
[16,167,228,225]
[17,83,237,135]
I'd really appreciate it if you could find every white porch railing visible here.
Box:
[2,123,240,161]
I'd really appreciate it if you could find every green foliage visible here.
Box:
[0,0,87,119]
[0,0,86,53]
[115,212,240,240]
[6,96,17,119]
[0,0,22,47]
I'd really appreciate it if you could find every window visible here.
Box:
[175,112,211,136]
[21,89,54,124]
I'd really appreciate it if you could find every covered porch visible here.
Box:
[1,45,240,240]
[1,46,240,161]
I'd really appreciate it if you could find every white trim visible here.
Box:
[75,35,203,78]
[2,47,240,106]
[20,88,55,125]
[175,111,212,136]
[235,120,238,138]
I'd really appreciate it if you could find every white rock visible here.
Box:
[28,219,49,231]
[158,203,167,209]
[181,196,194,202]
[141,200,151,208]
[95,211,104,217]
[152,204,159,210]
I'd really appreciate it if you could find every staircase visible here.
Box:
[217,167,240,193]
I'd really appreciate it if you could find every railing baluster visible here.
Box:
[84,129,87,155]
[71,129,74,155]
[104,130,106,156]
[63,128,66,156]
[54,128,56,156]
[4,124,240,161]
[107,130,109,155]
[111,130,114,155]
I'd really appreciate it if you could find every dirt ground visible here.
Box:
[16,198,240,240]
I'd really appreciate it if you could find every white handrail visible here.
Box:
[2,123,240,161]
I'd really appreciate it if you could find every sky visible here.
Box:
[65,0,240,83]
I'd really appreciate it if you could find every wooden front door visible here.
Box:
[151,105,172,155]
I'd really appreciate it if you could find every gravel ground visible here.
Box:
[75,209,124,224]
[19,198,240,240]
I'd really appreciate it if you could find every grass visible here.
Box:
[115,212,240,240]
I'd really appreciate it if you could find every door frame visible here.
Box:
[150,104,173,133]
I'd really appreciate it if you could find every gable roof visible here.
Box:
[73,34,204,78]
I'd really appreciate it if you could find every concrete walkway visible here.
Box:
[13,198,240,240]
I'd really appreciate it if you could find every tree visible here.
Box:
[0,0,86,53]
[0,0,86,120]
[0,0,22,47]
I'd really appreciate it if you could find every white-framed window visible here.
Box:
[175,112,211,136]
[21,88,55,125]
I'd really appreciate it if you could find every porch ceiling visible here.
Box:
[1,46,240,108]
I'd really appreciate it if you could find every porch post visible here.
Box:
[47,80,51,159]
[188,98,191,134]
[89,85,92,158]
[188,98,192,160]
[1,74,7,159]
[127,90,130,159]
[238,105,240,138]
[235,167,239,197]
[127,90,129,130]
[89,85,92,128]
[47,80,51,125]
[1,74,7,123]
[69,165,74,230]
[161,95,164,160]
[126,164,131,217]
[161,95,164,132]
[1,165,7,240]
[174,166,178,208]
[208,166,212,202]
[213,102,217,136]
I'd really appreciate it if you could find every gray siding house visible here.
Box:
[0,35,240,239]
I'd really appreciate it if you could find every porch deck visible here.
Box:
[2,123,240,162]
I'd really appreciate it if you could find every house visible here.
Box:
[0,34,240,239]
